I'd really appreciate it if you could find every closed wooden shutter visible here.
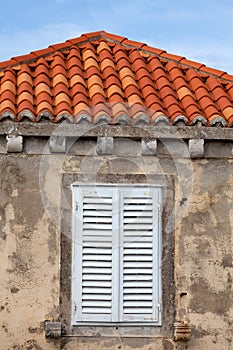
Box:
[72,185,161,325]
[120,188,160,322]
[72,186,117,322]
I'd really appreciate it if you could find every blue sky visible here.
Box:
[1,0,233,72]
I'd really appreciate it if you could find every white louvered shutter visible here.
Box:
[72,185,161,325]
[120,187,161,323]
[72,186,117,322]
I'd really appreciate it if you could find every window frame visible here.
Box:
[71,183,162,326]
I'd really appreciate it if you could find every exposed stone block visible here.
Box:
[96,137,113,155]
[141,138,157,156]
[174,322,191,341]
[189,139,204,158]
[6,135,23,153]
[45,321,62,339]
[49,136,66,153]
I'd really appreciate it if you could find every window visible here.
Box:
[72,184,162,325]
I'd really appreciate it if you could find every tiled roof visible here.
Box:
[0,30,233,126]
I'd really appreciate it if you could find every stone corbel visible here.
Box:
[188,139,204,158]
[49,135,66,153]
[96,137,113,155]
[174,321,191,342]
[6,135,23,153]
[141,138,157,156]
[45,321,62,339]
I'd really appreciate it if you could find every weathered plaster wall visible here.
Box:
[0,133,232,350]
[176,159,233,350]
[0,156,60,350]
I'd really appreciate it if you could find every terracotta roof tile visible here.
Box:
[0,30,232,125]
[1,80,16,95]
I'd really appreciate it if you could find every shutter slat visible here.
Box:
[124,212,153,217]
[83,223,112,230]
[124,237,153,243]
[83,210,112,217]
[83,235,112,242]
[83,254,112,261]
[124,206,153,211]
[82,294,112,300]
[123,268,152,274]
[82,273,112,280]
[83,267,112,274]
[83,242,112,248]
[124,242,153,248]
[124,294,153,300]
[83,280,112,288]
[123,255,153,262]
[83,231,113,237]
[123,231,153,236]
[83,301,112,307]
[83,282,111,298]
[124,248,152,255]
[84,197,112,203]
[124,262,153,268]
[83,248,112,254]
[123,282,153,288]
[82,308,112,314]
[124,198,153,204]
[123,308,153,314]
[123,275,152,281]
[83,217,112,223]
[123,287,153,293]
[83,261,112,267]
[124,223,155,232]
[124,217,153,224]
[124,301,153,307]
[83,203,112,210]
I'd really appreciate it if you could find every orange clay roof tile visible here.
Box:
[2,69,16,83]
[85,66,101,79]
[52,73,69,87]
[71,84,87,98]
[100,59,116,72]
[18,82,33,95]
[36,90,52,102]
[73,93,88,106]
[0,98,16,111]
[69,74,86,88]
[0,30,232,125]
[222,106,233,120]
[106,85,124,98]
[0,90,15,103]
[17,100,34,114]
[1,80,16,94]
[90,93,106,105]
[36,101,53,114]
[101,67,119,81]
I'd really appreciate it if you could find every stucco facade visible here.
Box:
[0,122,232,350]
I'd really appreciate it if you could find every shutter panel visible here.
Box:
[72,185,161,325]
[121,188,160,322]
[73,186,115,322]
